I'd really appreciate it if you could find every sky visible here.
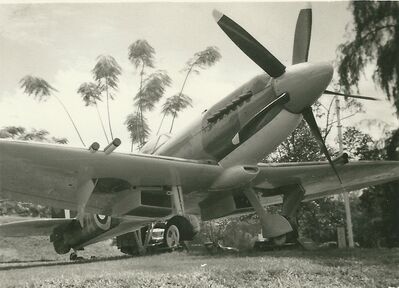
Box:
[0,1,397,152]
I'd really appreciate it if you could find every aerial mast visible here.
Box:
[335,97,355,248]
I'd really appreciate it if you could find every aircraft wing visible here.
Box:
[253,161,399,203]
[0,218,73,237]
[0,140,222,215]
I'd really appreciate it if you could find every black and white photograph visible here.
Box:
[0,0,398,287]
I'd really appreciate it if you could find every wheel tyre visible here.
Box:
[70,252,78,261]
[164,224,180,249]
[272,234,287,246]
[165,216,196,241]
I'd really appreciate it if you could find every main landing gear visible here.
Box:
[243,186,304,247]
[163,186,199,250]
[117,186,199,255]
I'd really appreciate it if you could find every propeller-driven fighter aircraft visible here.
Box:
[0,8,397,257]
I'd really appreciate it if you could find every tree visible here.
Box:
[124,112,150,152]
[128,40,155,146]
[77,82,109,143]
[157,93,192,135]
[92,55,122,140]
[0,126,68,144]
[162,46,222,134]
[133,71,172,112]
[19,75,85,146]
[337,1,399,112]
[128,40,171,147]
[337,1,399,247]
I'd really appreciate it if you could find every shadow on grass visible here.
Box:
[0,254,132,271]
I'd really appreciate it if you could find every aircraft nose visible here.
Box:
[274,62,333,114]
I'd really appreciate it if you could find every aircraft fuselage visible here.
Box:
[155,62,333,167]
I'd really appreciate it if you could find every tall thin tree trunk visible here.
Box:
[95,103,109,144]
[169,115,176,133]
[156,113,166,135]
[105,78,114,139]
[138,62,145,146]
[131,140,134,153]
[53,94,86,147]
[169,63,195,133]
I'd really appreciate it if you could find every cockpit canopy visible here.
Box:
[140,133,172,155]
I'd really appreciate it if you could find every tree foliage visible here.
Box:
[19,75,86,146]
[128,39,155,69]
[92,55,122,95]
[337,1,399,112]
[77,82,109,143]
[92,55,122,140]
[124,112,150,150]
[77,82,102,107]
[0,126,68,144]
[160,46,221,134]
[19,75,57,101]
[134,71,172,112]
[337,1,399,247]
[128,40,171,149]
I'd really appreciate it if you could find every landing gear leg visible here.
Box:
[132,223,156,256]
[281,188,305,243]
[243,187,293,244]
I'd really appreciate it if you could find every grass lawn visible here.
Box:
[0,247,398,287]
[1,216,398,287]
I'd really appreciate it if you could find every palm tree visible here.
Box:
[124,112,150,152]
[167,46,221,133]
[134,71,172,112]
[128,40,172,146]
[160,94,193,134]
[92,55,122,140]
[77,82,109,143]
[19,75,86,147]
[128,40,155,145]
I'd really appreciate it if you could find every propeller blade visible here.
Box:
[324,90,379,101]
[292,8,312,64]
[213,10,286,77]
[302,107,343,184]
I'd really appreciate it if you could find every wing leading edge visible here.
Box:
[253,161,399,202]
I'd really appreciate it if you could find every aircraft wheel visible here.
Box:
[272,234,287,246]
[164,224,180,248]
[70,251,78,261]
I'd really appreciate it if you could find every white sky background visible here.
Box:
[0,1,397,152]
